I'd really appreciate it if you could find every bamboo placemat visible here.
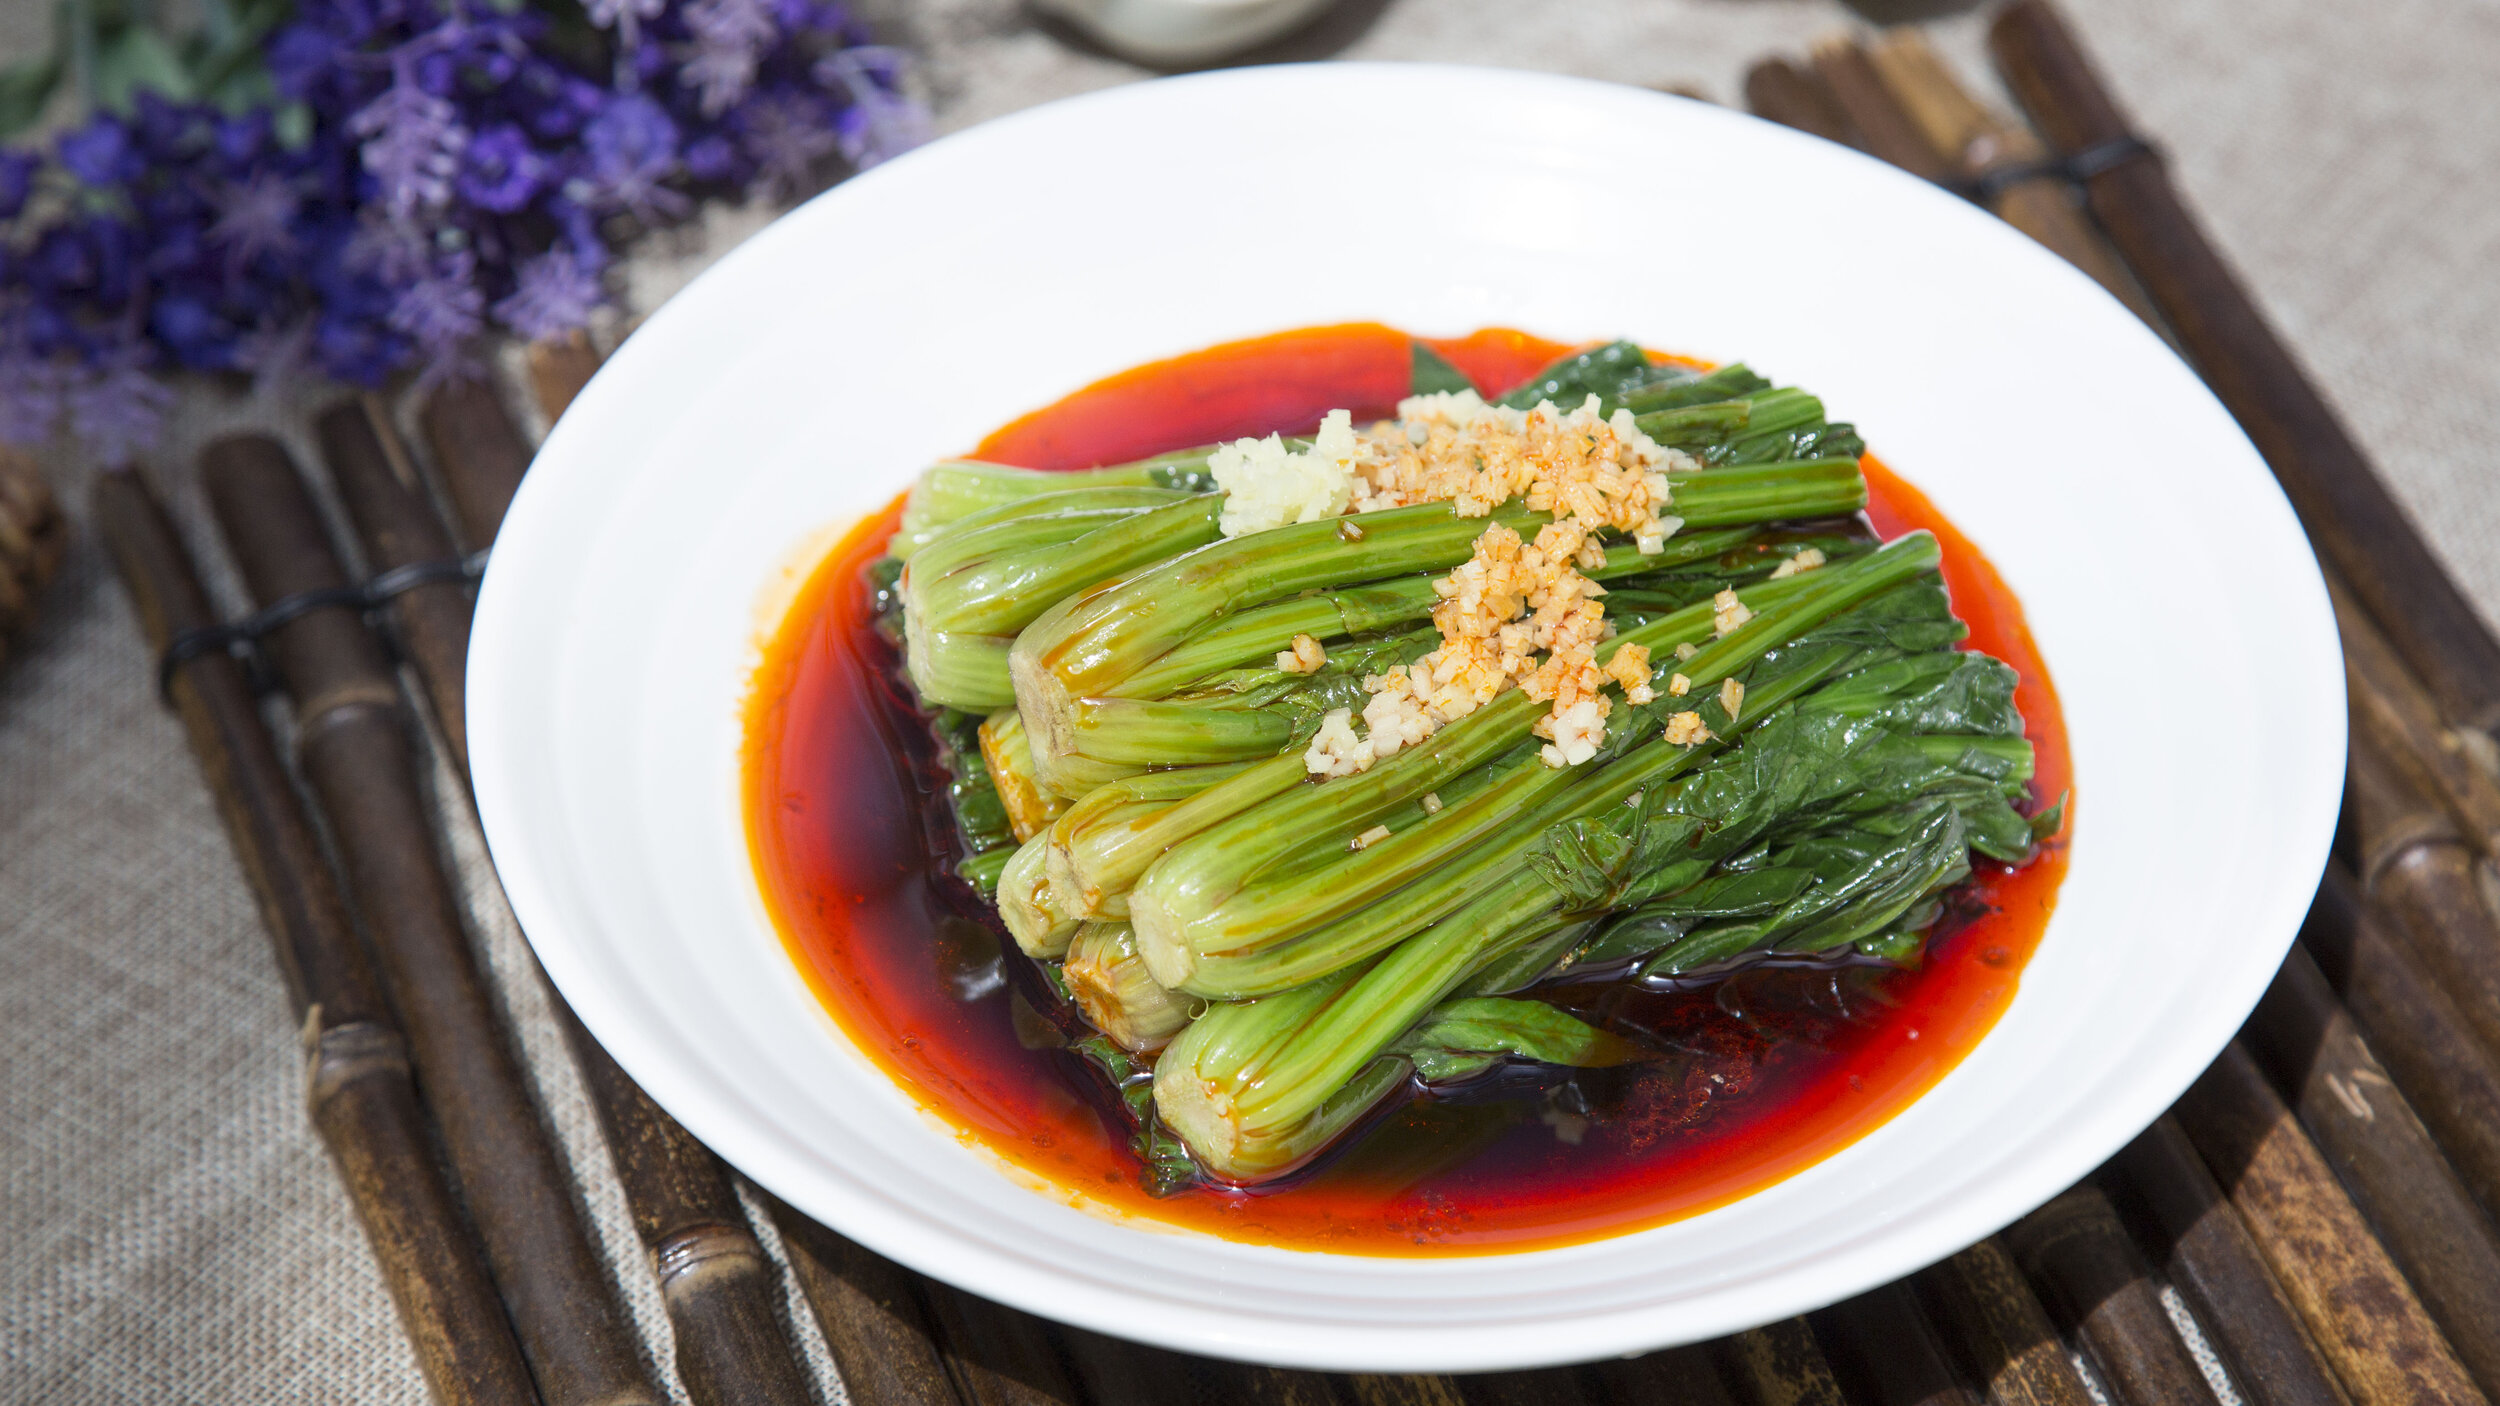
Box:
[16,2,2500,1402]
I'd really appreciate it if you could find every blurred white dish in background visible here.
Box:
[1032,0,1337,65]
[467,64,2342,1371]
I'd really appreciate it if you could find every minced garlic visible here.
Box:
[1769,546,1826,579]
[1663,711,1712,746]
[1667,672,1691,697]
[1712,589,1752,638]
[1719,676,1745,723]
[1350,824,1393,852]
[1275,633,1327,674]
[1674,642,1698,662]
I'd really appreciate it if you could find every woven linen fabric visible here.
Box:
[5,0,2497,1400]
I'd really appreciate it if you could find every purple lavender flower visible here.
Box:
[682,0,779,117]
[235,317,317,402]
[493,246,606,341]
[341,214,433,286]
[457,124,547,213]
[388,249,486,365]
[735,89,840,200]
[64,339,175,466]
[208,171,304,273]
[585,0,666,49]
[816,48,930,170]
[0,336,66,448]
[349,51,469,220]
[59,118,144,187]
[580,92,688,223]
[0,151,37,219]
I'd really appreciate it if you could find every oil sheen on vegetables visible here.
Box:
[744,324,2072,1254]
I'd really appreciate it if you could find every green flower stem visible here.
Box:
[1151,871,1559,1182]
[893,450,1221,558]
[1012,461,1865,780]
[1062,921,1197,1053]
[1113,527,1762,702]
[1127,534,1938,992]
[905,495,1225,709]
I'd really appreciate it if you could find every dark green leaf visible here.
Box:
[1410,340,1474,395]
[1395,997,1639,1084]
[1496,340,1677,411]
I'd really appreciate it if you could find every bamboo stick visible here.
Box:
[2300,864,2500,1224]
[313,397,479,775]
[2171,1044,2482,1406]
[552,998,817,1406]
[1711,1320,1849,1406]
[1857,29,2160,325]
[1584,1346,1742,1406]
[1811,1282,1981,1406]
[377,373,858,1403]
[1742,59,1866,148]
[201,435,663,1406]
[2239,942,2500,1394]
[0,445,66,667]
[1463,1369,1593,1406]
[1807,37,1959,185]
[918,1283,1084,1406]
[1914,1239,2095,1406]
[2331,575,2500,854]
[1987,0,2500,737]
[1348,1376,1464,1406]
[421,377,534,552]
[2000,1184,2215,1405]
[761,1196,965,1405]
[2105,1116,2347,1406]
[528,333,602,425]
[2345,726,2500,1066]
[95,467,539,1406]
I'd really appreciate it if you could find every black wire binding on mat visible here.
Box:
[1960,134,2156,205]
[156,550,488,703]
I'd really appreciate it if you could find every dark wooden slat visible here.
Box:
[2345,725,2500,1071]
[528,334,602,426]
[919,1284,1084,1406]
[1462,1367,1592,1406]
[2172,1044,2483,1406]
[1712,1319,1850,1406]
[417,356,861,1406]
[202,437,664,1406]
[95,468,540,1406]
[1585,1345,1742,1406]
[1915,1240,2095,1406]
[1988,0,2500,735]
[765,1200,966,1406]
[313,397,479,774]
[553,999,816,1406]
[1808,38,1961,184]
[1857,30,2161,326]
[1813,1282,1980,1406]
[420,377,534,552]
[2105,1117,2347,1406]
[1742,58,1867,149]
[2331,577,2500,854]
[2001,1185,2217,1405]
[1348,1374,1468,1406]
[2302,865,2500,1225]
[2240,943,2500,1395]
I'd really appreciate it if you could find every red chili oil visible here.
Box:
[743,325,2072,1254]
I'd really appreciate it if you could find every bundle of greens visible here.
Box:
[879,340,2055,1188]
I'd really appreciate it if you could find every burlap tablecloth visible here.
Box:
[4,1,2495,1399]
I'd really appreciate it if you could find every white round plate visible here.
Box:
[469,64,2342,1371]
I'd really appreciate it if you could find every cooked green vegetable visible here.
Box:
[884,341,2051,1191]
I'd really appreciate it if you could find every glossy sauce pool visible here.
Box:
[744,324,2072,1254]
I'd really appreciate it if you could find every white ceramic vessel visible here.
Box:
[469,64,2343,1371]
